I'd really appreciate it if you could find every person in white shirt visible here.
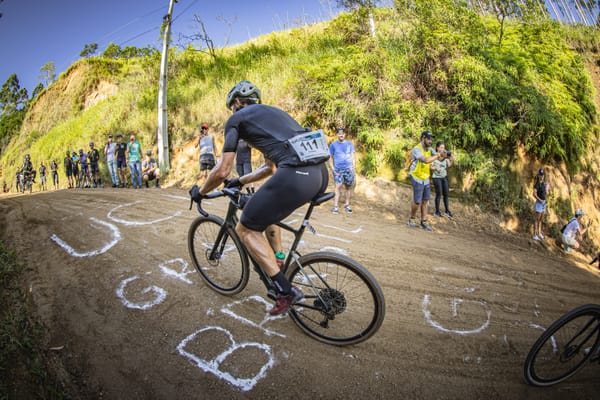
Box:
[562,209,586,252]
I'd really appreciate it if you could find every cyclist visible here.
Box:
[22,154,35,190]
[193,80,329,315]
[88,141,103,188]
[115,134,129,188]
[64,150,74,188]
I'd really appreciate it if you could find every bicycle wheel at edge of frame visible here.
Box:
[187,214,250,295]
[523,303,600,387]
[286,251,385,346]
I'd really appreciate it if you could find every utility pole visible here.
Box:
[157,0,177,173]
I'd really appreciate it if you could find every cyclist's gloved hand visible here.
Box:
[224,178,242,189]
[189,184,203,202]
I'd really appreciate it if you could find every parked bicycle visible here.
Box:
[524,304,600,386]
[187,186,385,346]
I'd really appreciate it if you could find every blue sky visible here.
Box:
[0,0,340,94]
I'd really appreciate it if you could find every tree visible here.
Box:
[178,14,230,60]
[102,43,121,58]
[31,83,44,99]
[80,43,98,58]
[0,73,28,115]
[336,0,381,37]
[39,61,56,86]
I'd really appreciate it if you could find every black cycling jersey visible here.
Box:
[224,104,323,167]
[116,142,127,158]
[89,148,100,162]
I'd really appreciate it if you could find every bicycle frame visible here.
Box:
[566,316,600,362]
[200,188,335,303]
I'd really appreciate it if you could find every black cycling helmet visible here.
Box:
[226,80,261,108]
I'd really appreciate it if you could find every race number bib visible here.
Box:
[288,130,329,162]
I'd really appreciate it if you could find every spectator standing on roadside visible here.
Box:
[329,127,355,214]
[88,141,103,188]
[39,161,47,191]
[533,168,550,241]
[115,134,129,188]
[236,139,254,192]
[195,123,218,181]
[408,131,444,231]
[71,151,80,188]
[64,150,74,189]
[104,134,119,188]
[78,149,91,188]
[562,209,586,252]
[50,159,59,190]
[431,141,454,218]
[141,150,161,188]
[127,134,143,189]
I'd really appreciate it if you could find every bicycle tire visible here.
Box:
[187,215,249,295]
[524,304,600,386]
[287,252,385,346]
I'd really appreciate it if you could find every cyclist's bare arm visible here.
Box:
[239,159,276,184]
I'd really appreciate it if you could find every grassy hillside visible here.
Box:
[1,2,599,245]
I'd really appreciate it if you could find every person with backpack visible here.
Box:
[407,131,446,231]
[562,209,586,252]
[532,168,550,241]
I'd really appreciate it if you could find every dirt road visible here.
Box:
[1,186,599,399]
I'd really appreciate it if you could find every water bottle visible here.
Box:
[275,251,285,270]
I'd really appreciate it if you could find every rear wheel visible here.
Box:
[187,216,249,295]
[524,304,600,386]
[287,252,385,346]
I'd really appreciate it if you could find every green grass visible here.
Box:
[0,240,66,399]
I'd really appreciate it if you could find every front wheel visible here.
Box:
[187,215,249,295]
[287,252,385,346]
[524,304,600,386]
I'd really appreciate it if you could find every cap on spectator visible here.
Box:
[336,127,345,133]
[89,141,94,146]
[421,131,433,139]
[146,150,151,155]
[108,134,113,138]
[201,123,209,129]
[575,209,584,216]
[538,168,544,175]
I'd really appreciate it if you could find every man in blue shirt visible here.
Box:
[329,127,355,214]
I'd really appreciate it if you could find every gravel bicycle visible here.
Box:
[524,304,600,386]
[187,186,385,346]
